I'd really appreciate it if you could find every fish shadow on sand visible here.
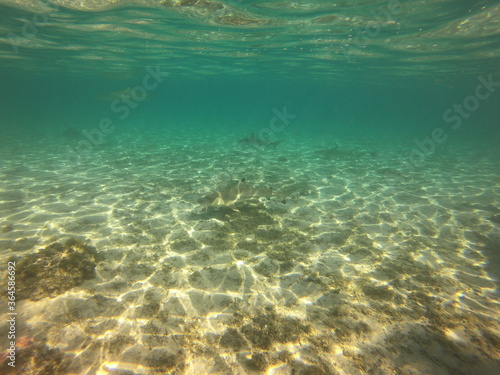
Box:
[314,145,381,161]
[189,203,265,222]
[314,147,380,161]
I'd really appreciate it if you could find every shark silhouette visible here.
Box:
[238,133,281,150]
[198,179,289,210]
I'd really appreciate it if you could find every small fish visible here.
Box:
[198,179,290,210]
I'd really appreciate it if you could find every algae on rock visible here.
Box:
[3,238,102,301]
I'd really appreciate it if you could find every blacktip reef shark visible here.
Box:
[198,179,290,211]
[238,132,281,150]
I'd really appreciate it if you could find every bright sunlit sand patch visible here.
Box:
[444,328,466,344]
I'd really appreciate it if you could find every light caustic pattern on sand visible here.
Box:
[0,133,499,374]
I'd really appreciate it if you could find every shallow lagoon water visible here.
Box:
[0,1,499,374]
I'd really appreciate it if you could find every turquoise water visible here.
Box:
[1,1,499,374]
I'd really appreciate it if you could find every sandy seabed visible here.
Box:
[0,129,499,375]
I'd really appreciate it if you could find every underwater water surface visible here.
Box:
[0,1,499,374]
